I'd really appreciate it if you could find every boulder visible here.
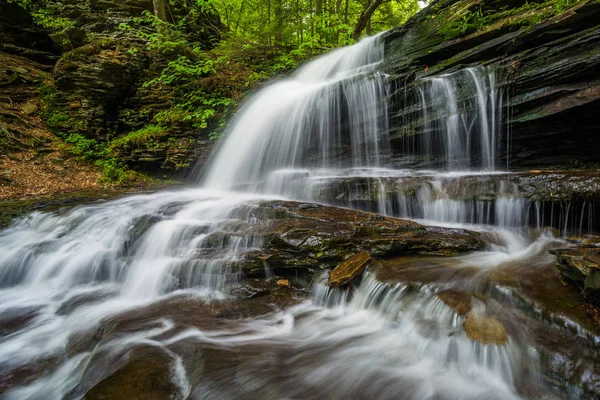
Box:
[80,346,180,400]
[329,251,371,288]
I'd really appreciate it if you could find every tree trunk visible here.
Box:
[152,0,168,21]
[275,0,283,45]
[344,0,349,24]
[351,0,384,41]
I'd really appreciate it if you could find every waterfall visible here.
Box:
[406,67,503,171]
[0,33,596,400]
[204,33,390,191]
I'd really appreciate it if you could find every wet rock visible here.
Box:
[328,251,371,288]
[230,280,272,299]
[0,306,40,337]
[240,201,485,278]
[82,346,180,400]
[56,290,114,316]
[437,289,472,315]
[277,279,290,287]
[462,312,508,346]
[551,247,600,302]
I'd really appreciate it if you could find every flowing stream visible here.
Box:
[0,34,598,399]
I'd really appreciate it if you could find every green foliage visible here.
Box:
[554,0,577,13]
[57,133,134,183]
[212,0,418,48]
[439,0,583,40]
[95,158,134,183]
[38,85,87,132]
[119,10,237,141]
[60,133,98,160]
[7,0,74,46]
[145,54,227,86]
[440,7,486,39]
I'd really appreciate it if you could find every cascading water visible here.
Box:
[411,67,503,171]
[0,33,597,400]
[205,34,390,191]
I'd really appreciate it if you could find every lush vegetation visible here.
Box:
[213,0,420,47]
[8,0,421,183]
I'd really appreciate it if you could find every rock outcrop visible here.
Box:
[383,0,600,169]
[0,0,228,179]
[235,201,485,279]
[552,242,600,302]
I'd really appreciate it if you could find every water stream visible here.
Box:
[0,34,597,399]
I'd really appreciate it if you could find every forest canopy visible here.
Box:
[211,0,421,47]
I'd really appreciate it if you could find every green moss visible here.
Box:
[109,125,166,151]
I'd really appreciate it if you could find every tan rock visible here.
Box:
[462,312,508,345]
[328,251,371,288]
[276,279,289,287]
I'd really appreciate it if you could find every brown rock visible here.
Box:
[462,312,508,346]
[329,251,371,288]
[437,289,472,315]
[83,346,179,400]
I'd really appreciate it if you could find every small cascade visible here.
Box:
[0,190,271,297]
[258,168,598,235]
[399,67,504,171]
[310,273,532,394]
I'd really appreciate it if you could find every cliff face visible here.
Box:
[383,0,600,169]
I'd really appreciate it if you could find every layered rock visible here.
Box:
[0,0,227,177]
[383,0,600,169]
[280,169,600,234]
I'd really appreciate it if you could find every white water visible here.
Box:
[0,34,591,399]
[402,66,504,171]
[205,34,389,190]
